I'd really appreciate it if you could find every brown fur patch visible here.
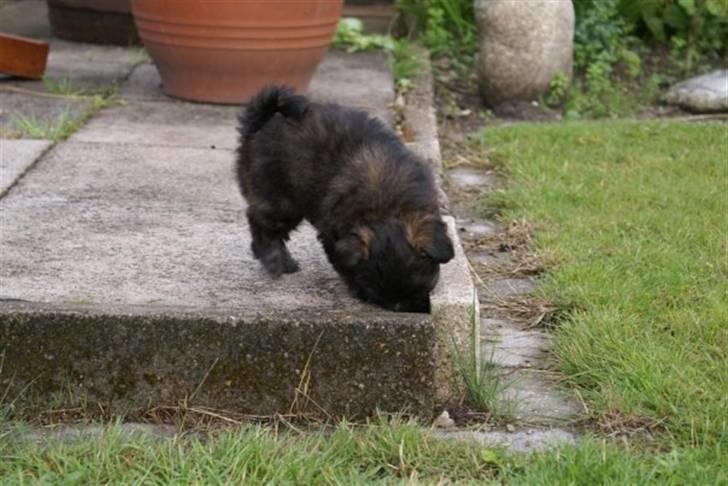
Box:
[403,213,436,252]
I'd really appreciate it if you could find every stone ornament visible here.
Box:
[475,0,575,108]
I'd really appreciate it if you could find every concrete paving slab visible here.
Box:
[437,427,576,452]
[487,277,537,299]
[469,250,512,268]
[457,217,498,239]
[481,318,551,368]
[503,369,582,424]
[84,49,395,149]
[0,144,474,416]
[0,142,370,311]
[448,167,498,191]
[0,140,446,416]
[121,49,393,123]
[0,91,92,138]
[70,100,240,149]
[308,49,394,113]
[0,139,52,195]
[11,423,178,444]
[0,0,51,39]
[1,301,435,417]
[5,39,144,94]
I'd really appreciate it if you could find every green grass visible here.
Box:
[0,419,505,484]
[3,420,725,484]
[452,306,517,421]
[42,77,80,96]
[12,94,119,142]
[13,110,83,142]
[474,120,727,477]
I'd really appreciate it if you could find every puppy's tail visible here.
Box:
[239,85,309,138]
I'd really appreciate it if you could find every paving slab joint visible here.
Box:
[0,139,55,198]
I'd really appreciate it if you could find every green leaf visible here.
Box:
[643,14,667,42]
[664,4,689,30]
[705,0,728,17]
[480,449,502,466]
[338,17,363,33]
[678,0,696,16]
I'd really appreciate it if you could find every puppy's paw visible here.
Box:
[281,256,300,274]
[259,249,298,278]
[279,246,300,274]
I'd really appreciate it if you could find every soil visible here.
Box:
[429,50,722,152]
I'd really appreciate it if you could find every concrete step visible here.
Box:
[0,28,477,418]
[2,301,435,418]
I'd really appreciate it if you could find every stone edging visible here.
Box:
[401,46,480,404]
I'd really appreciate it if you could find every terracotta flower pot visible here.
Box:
[131,0,343,104]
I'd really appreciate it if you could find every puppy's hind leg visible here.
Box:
[247,206,302,278]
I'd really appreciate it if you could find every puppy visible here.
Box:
[236,86,454,313]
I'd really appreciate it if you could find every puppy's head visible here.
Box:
[333,215,454,313]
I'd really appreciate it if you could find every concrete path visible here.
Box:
[439,166,582,451]
[0,4,475,418]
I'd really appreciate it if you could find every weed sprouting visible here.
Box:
[451,302,517,422]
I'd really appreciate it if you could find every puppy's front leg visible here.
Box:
[246,207,301,278]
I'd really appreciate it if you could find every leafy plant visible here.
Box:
[390,40,421,92]
[333,17,394,52]
[333,18,420,92]
[397,0,477,57]
[618,0,728,72]
[544,72,569,108]
[568,0,643,117]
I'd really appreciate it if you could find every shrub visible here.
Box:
[617,0,728,71]
[397,0,477,57]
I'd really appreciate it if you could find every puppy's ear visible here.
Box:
[335,227,374,267]
[408,216,454,264]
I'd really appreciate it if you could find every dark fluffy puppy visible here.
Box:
[236,86,454,313]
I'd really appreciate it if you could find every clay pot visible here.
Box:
[131,0,343,104]
[47,0,140,45]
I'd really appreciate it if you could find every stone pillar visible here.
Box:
[475,0,574,108]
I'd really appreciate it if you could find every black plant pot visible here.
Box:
[47,0,140,45]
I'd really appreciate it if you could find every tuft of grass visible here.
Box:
[42,77,80,96]
[389,40,422,92]
[474,119,727,473]
[13,110,82,142]
[456,354,518,423]
[12,94,119,142]
[452,306,516,422]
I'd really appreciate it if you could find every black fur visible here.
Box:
[236,86,454,313]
